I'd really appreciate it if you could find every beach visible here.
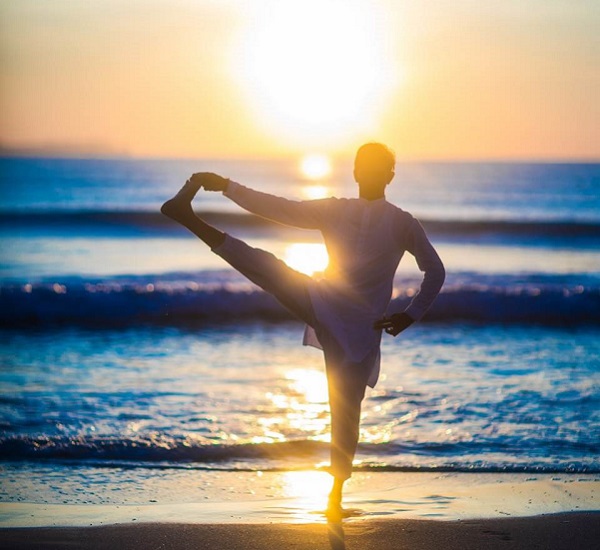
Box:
[1,470,598,549]
[1,157,599,548]
[1,513,599,550]
[2,469,599,547]
[3,0,600,545]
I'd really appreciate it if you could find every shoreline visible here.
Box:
[1,512,598,550]
[1,471,597,528]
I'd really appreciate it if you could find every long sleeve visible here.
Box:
[403,219,445,321]
[224,181,330,230]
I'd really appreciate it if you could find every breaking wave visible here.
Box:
[1,273,598,327]
[0,434,597,474]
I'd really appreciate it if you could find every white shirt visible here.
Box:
[224,181,445,387]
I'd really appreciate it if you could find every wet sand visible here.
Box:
[1,472,598,549]
[1,512,598,550]
[2,471,597,527]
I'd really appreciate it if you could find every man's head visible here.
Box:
[354,143,395,198]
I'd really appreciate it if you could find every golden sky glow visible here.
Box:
[0,0,598,159]
[233,1,397,150]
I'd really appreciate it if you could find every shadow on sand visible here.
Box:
[327,519,346,550]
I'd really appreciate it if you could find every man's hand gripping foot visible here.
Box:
[161,172,229,225]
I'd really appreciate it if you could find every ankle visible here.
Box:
[161,196,193,222]
[329,479,344,504]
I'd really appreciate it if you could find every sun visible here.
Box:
[234,1,396,147]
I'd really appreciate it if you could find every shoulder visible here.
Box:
[387,202,415,229]
[305,196,339,209]
[318,196,352,211]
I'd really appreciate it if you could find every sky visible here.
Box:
[1,0,599,160]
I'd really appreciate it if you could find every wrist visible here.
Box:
[393,311,414,323]
[393,312,414,333]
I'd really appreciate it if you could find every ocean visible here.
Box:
[1,157,599,507]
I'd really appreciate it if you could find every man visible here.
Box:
[161,143,445,515]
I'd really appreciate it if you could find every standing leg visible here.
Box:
[163,179,362,515]
[324,348,370,517]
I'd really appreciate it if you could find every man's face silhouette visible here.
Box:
[354,143,395,197]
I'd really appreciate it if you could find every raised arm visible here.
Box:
[190,172,329,230]
[225,181,330,230]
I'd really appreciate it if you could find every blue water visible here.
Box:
[2,157,600,222]
[0,157,599,476]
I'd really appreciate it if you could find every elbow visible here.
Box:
[438,262,446,288]
[428,260,445,292]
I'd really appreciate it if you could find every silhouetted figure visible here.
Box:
[161,143,445,516]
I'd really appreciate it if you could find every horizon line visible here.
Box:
[1,148,599,165]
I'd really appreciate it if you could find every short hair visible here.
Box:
[354,143,395,173]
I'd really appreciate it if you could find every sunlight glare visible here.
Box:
[282,470,331,514]
[286,369,329,404]
[263,368,330,441]
[235,0,397,146]
[302,185,330,200]
[284,243,329,276]
[300,154,332,180]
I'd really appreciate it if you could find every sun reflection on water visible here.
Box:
[300,154,332,180]
[258,368,330,444]
[286,368,329,404]
[284,243,329,276]
[281,470,331,516]
[302,184,330,200]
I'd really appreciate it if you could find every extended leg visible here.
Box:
[212,234,317,326]
[162,180,318,326]
[161,180,225,249]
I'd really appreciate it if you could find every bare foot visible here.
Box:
[326,485,343,521]
[325,500,344,522]
[161,179,202,225]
